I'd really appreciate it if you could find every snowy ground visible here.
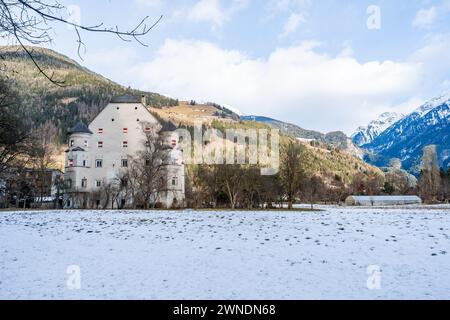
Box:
[1,206,449,300]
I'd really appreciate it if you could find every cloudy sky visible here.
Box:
[15,0,450,134]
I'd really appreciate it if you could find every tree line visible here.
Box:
[0,77,64,208]
[184,141,450,210]
[1,75,449,209]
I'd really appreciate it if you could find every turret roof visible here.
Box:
[160,121,177,132]
[110,94,142,104]
[68,121,93,135]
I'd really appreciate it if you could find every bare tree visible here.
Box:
[385,169,415,195]
[52,172,63,209]
[28,120,58,206]
[112,171,132,209]
[0,77,30,176]
[350,172,367,195]
[125,124,168,209]
[301,174,325,210]
[419,145,441,202]
[185,165,221,209]
[240,165,262,209]
[279,141,303,209]
[217,164,245,210]
[441,167,450,203]
[100,181,117,210]
[4,157,32,208]
[0,0,162,85]
[365,173,384,196]
[259,175,283,209]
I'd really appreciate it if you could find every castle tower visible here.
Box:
[159,121,185,208]
[64,121,93,208]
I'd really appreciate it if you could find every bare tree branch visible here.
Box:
[0,0,162,86]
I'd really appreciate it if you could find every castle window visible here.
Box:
[96,159,103,168]
[172,177,178,186]
[98,141,103,148]
[145,127,151,133]
[123,141,128,148]
[84,140,88,147]
[123,128,128,133]
[98,128,103,134]
[121,159,128,168]
[66,179,72,189]
[112,118,115,122]
[81,178,87,188]
[137,118,140,122]
[82,160,87,167]
[69,140,74,147]
[96,180,102,188]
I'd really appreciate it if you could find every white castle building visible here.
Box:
[64,94,185,209]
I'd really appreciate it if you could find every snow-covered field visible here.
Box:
[1,206,449,300]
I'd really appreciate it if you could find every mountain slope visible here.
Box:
[352,112,404,146]
[363,94,450,173]
[1,45,382,183]
[240,115,324,141]
[240,115,362,156]
[0,46,178,142]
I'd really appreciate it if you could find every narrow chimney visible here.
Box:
[141,95,147,106]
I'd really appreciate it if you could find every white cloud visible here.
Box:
[413,7,438,29]
[129,39,432,134]
[82,47,139,87]
[187,0,248,29]
[270,0,313,12]
[280,13,306,38]
[188,0,225,27]
[413,1,450,29]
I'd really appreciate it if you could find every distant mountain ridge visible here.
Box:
[360,93,450,173]
[240,115,362,155]
[240,115,324,140]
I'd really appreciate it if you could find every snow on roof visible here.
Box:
[347,196,421,201]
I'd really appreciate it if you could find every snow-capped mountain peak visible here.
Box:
[352,112,404,146]
[413,92,450,117]
[222,104,243,116]
[361,92,450,173]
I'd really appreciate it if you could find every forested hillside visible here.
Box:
[0,46,178,143]
[1,45,386,198]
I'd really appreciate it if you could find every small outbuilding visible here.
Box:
[345,195,422,206]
